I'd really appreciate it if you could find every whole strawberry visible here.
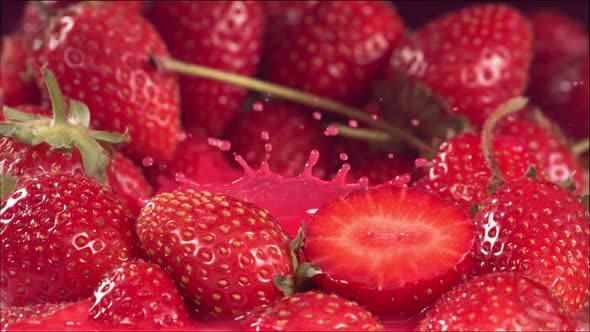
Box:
[413,132,538,211]
[226,101,330,178]
[32,3,180,162]
[389,4,532,126]
[147,1,264,136]
[89,260,189,329]
[416,272,576,331]
[265,1,404,103]
[136,190,293,320]
[242,291,382,331]
[304,184,476,316]
[0,34,40,106]
[474,175,589,313]
[1,173,139,306]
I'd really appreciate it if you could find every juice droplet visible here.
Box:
[176,131,188,142]
[252,102,264,112]
[207,138,232,151]
[142,157,153,167]
[312,112,322,120]
[348,119,358,128]
[174,172,187,183]
[385,173,412,187]
[411,118,420,126]
[371,114,379,120]
[264,143,273,153]
[414,157,430,168]
[260,131,270,141]
[387,153,395,159]
[324,124,339,136]
[339,153,348,161]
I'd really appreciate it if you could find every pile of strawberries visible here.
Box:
[1,1,588,331]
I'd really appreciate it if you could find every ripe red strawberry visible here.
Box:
[262,1,317,32]
[0,173,139,306]
[530,54,589,140]
[1,300,93,331]
[0,34,40,106]
[474,176,589,313]
[89,260,189,329]
[136,190,293,320]
[147,1,264,136]
[389,4,532,126]
[304,184,476,316]
[241,291,382,331]
[413,132,538,211]
[226,101,330,178]
[265,1,404,103]
[106,152,152,216]
[495,115,585,193]
[416,272,576,331]
[144,131,241,189]
[32,4,180,163]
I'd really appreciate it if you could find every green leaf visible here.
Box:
[3,107,44,122]
[0,123,17,136]
[1,174,18,201]
[68,101,91,127]
[41,67,67,125]
[272,275,294,297]
[578,195,589,212]
[73,131,109,184]
[89,129,129,144]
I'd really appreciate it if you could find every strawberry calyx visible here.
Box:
[0,174,17,201]
[0,68,128,184]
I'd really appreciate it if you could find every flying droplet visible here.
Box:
[348,120,358,128]
[411,118,420,126]
[260,131,270,141]
[414,158,429,168]
[339,153,348,161]
[253,102,264,112]
[324,125,339,136]
[312,112,322,120]
[142,157,153,167]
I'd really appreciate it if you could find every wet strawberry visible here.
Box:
[304,184,476,317]
[265,1,404,103]
[0,34,40,106]
[416,272,576,331]
[33,4,180,163]
[89,260,189,329]
[389,4,532,126]
[226,101,330,178]
[0,173,139,306]
[242,291,382,331]
[136,190,293,320]
[474,176,589,313]
[147,1,264,136]
[414,132,538,211]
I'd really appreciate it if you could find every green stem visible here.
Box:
[41,68,67,125]
[481,97,529,178]
[330,123,392,143]
[151,56,432,155]
[572,139,590,156]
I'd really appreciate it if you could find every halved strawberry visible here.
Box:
[304,184,476,317]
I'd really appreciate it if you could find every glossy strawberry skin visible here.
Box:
[495,116,585,193]
[0,136,152,216]
[33,4,180,163]
[0,173,139,306]
[0,34,40,106]
[474,177,589,313]
[147,1,264,136]
[242,291,382,331]
[414,132,539,212]
[305,185,476,317]
[89,260,190,329]
[265,1,404,103]
[416,272,576,331]
[136,190,293,320]
[389,4,532,126]
[226,101,330,178]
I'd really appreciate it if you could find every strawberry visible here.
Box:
[416,272,576,331]
[265,1,404,103]
[1,300,93,331]
[389,4,532,126]
[226,101,330,178]
[413,132,538,211]
[147,1,264,136]
[144,131,241,190]
[136,189,293,320]
[0,34,40,106]
[241,291,382,331]
[262,1,317,32]
[106,152,152,216]
[89,260,190,329]
[304,184,476,317]
[0,172,139,306]
[474,175,590,313]
[495,114,585,193]
[32,3,180,163]
[530,54,589,140]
